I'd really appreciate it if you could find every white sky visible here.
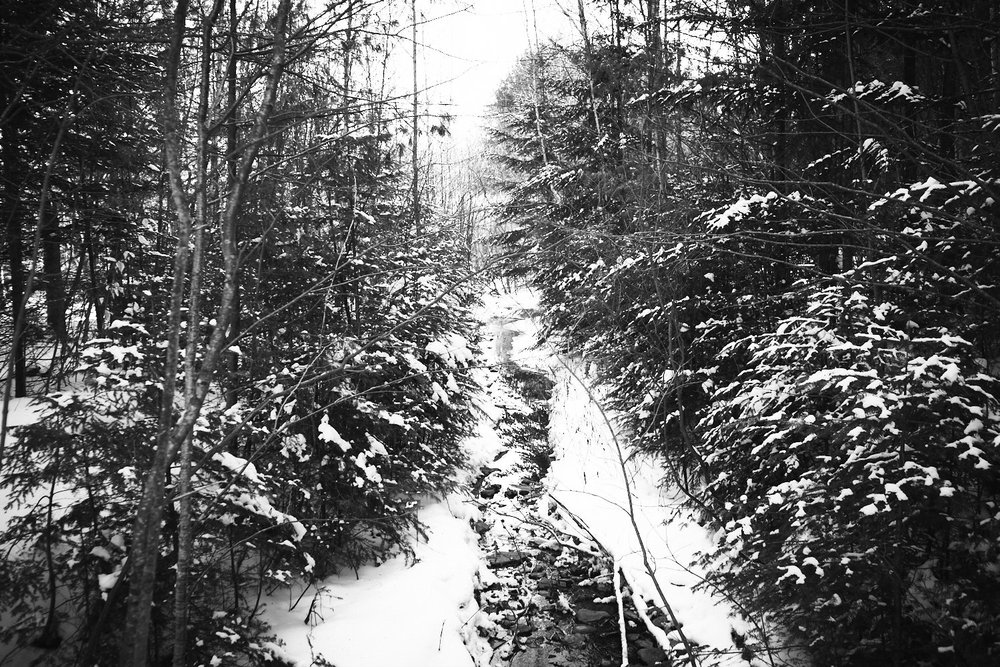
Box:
[408,0,576,139]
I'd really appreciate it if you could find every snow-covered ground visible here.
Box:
[259,291,519,667]
[490,286,771,666]
[265,284,772,665]
[1,396,42,428]
[545,362,763,666]
[262,495,488,667]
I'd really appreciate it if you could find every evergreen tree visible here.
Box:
[1,1,482,664]
[492,1,1000,662]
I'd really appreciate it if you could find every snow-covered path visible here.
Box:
[546,361,762,666]
[265,286,767,666]
[493,289,766,667]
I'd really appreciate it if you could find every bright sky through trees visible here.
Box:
[411,0,572,138]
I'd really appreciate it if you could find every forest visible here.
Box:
[1,1,999,666]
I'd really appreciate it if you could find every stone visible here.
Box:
[538,538,562,552]
[529,594,550,610]
[514,618,535,635]
[511,647,549,667]
[488,550,527,568]
[637,646,668,665]
[651,615,679,632]
[575,608,612,624]
[490,646,513,666]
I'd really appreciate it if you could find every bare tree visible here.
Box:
[120,1,292,663]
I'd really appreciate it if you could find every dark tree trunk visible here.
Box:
[83,218,106,335]
[224,0,240,410]
[41,204,67,343]
[2,108,28,397]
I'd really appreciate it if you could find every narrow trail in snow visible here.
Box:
[469,306,684,667]
[263,288,764,667]
[465,287,771,667]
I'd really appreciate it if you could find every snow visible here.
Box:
[402,351,428,373]
[543,365,768,663]
[263,283,782,666]
[262,496,486,667]
[426,333,475,367]
[98,569,121,594]
[232,491,307,541]
[911,176,947,202]
[473,285,764,665]
[90,545,112,560]
[707,191,778,229]
[778,566,807,585]
[965,418,985,434]
[213,451,264,484]
[1,396,42,427]
[431,380,451,405]
[365,433,390,457]
[379,409,407,428]
[318,414,353,452]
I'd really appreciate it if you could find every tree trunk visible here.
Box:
[84,218,106,336]
[2,108,28,398]
[993,0,1000,109]
[576,0,602,138]
[224,0,240,410]
[41,204,67,344]
[411,0,420,237]
[119,2,193,663]
[120,1,291,662]
[171,4,225,664]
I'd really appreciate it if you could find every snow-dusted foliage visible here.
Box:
[491,0,1000,663]
[1,229,479,664]
[0,6,480,661]
[701,285,1000,660]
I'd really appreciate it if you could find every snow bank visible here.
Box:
[474,285,763,663]
[263,494,486,667]
[2,397,42,427]
[544,362,763,666]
